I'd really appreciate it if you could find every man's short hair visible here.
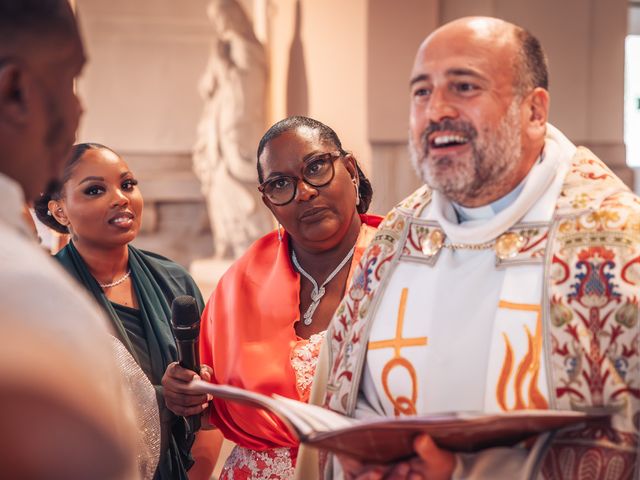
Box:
[0,0,76,47]
[513,26,549,96]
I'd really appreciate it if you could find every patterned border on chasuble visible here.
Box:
[538,149,640,479]
[402,218,551,268]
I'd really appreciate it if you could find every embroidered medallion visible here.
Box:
[494,232,525,260]
[420,229,444,257]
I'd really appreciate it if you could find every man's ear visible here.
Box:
[0,63,30,128]
[48,200,69,227]
[522,87,549,142]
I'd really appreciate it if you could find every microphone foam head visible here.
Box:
[171,295,200,341]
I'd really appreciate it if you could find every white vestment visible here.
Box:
[353,126,577,478]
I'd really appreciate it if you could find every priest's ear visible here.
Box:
[520,87,549,143]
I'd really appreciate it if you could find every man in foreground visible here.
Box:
[0,1,140,477]
[312,17,639,479]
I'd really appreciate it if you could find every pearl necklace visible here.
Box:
[291,246,355,326]
[99,269,132,289]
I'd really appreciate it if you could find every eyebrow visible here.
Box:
[78,172,132,184]
[409,74,428,87]
[79,176,104,184]
[446,68,484,79]
[409,68,485,87]
[263,171,286,181]
[263,151,327,180]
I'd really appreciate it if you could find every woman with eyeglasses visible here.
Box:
[162,116,381,479]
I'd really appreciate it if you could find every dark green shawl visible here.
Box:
[56,242,205,480]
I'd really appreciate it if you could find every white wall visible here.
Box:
[76,0,210,152]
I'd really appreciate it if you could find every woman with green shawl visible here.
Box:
[34,143,219,480]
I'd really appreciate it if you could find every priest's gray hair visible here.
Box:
[513,26,549,96]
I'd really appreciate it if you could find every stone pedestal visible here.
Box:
[126,152,214,269]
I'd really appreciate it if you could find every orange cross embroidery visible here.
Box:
[368,288,428,416]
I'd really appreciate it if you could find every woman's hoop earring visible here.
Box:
[277,223,283,242]
[354,181,360,206]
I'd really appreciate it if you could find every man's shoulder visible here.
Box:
[395,184,433,214]
[0,222,108,330]
[368,185,433,239]
[558,146,640,218]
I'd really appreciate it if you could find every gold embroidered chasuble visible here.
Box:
[322,148,640,479]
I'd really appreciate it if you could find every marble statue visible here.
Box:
[193,0,273,259]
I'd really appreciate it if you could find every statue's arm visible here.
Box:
[224,31,266,72]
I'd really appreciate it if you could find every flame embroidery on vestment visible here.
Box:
[496,301,549,411]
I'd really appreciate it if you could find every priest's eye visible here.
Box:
[413,87,431,98]
[453,82,478,94]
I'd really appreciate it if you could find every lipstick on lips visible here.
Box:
[109,211,134,228]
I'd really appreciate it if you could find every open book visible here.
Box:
[189,380,605,463]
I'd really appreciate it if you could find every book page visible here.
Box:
[188,380,605,464]
[273,394,356,431]
[188,380,315,437]
[189,380,355,435]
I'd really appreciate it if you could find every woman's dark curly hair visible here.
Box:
[33,143,113,234]
[256,116,373,214]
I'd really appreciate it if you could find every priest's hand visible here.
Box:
[338,434,455,480]
[161,362,213,417]
[336,454,390,479]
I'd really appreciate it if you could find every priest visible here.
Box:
[305,16,640,480]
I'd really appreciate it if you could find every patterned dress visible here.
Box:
[219,332,326,480]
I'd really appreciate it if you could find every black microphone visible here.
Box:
[170,295,202,432]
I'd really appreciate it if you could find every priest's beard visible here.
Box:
[409,99,523,205]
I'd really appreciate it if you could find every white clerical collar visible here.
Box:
[451,154,543,223]
[429,150,559,244]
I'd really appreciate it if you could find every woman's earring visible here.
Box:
[354,180,360,206]
[277,223,283,242]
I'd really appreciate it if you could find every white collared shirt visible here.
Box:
[0,172,142,478]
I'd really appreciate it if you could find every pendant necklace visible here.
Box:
[99,269,132,289]
[291,246,355,326]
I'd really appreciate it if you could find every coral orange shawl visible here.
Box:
[199,215,381,450]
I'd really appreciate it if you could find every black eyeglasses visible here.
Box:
[258,151,343,206]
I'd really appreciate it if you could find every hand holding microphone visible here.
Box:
[162,295,210,429]
[171,295,201,374]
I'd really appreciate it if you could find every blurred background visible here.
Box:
[71,0,638,273]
